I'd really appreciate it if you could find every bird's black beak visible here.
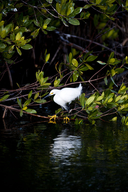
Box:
[43,94,50,100]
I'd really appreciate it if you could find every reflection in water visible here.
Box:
[1,120,128,191]
[50,129,81,164]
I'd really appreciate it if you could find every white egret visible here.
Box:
[44,83,82,111]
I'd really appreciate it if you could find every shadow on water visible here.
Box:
[0,118,128,192]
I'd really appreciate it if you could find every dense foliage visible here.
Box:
[0,0,128,124]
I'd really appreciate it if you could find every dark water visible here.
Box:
[0,119,128,192]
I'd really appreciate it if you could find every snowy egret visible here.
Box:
[43,83,82,111]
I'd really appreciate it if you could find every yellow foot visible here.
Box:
[63,116,70,124]
[48,115,57,124]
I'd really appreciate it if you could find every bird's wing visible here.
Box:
[58,88,80,103]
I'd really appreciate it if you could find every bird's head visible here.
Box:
[43,89,59,99]
[49,89,59,96]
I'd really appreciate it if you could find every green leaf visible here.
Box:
[68,18,80,25]
[8,45,15,53]
[34,92,39,100]
[55,108,62,114]
[118,84,127,94]
[111,69,116,76]
[17,98,22,108]
[23,98,31,107]
[104,76,108,85]
[0,29,7,38]
[16,47,22,56]
[97,22,106,29]
[46,26,56,31]
[0,94,9,102]
[45,53,50,63]
[115,95,121,102]
[83,4,93,9]
[61,18,69,27]
[80,11,90,19]
[86,55,98,62]
[126,0,128,7]
[67,8,73,16]
[28,90,32,99]
[96,92,104,101]
[44,18,51,25]
[86,64,94,70]
[108,52,114,61]
[21,44,33,50]
[110,76,118,87]
[96,0,102,4]
[73,70,79,82]
[108,97,113,103]
[86,95,95,105]
[69,52,73,63]
[56,2,61,14]
[0,42,7,52]
[25,109,37,114]
[69,7,82,17]
[10,33,15,41]
[0,13,2,21]
[31,28,40,38]
[35,99,46,104]
[79,93,85,108]
[46,0,53,3]
[5,23,13,33]
[20,110,23,117]
[33,20,40,27]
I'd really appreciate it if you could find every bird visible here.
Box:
[43,83,82,111]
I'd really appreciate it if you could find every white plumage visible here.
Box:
[44,83,82,111]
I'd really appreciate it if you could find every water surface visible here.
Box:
[0,119,128,192]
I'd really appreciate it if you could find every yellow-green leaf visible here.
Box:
[115,95,121,102]
[54,78,60,87]
[86,64,94,70]
[22,106,27,110]
[108,97,113,103]
[23,98,31,107]
[16,32,22,40]
[109,58,115,64]
[86,95,95,105]
[0,94,9,102]
[0,20,4,27]
[111,117,117,121]
[45,53,50,63]
[96,92,104,101]
[72,58,78,67]
[43,23,47,29]
[34,92,39,100]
